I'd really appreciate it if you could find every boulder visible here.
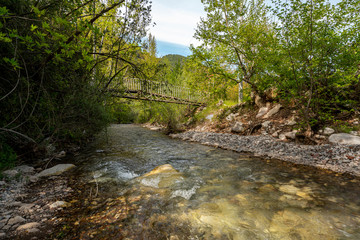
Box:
[329,133,360,145]
[256,107,269,118]
[37,164,75,177]
[263,104,282,119]
[231,122,244,133]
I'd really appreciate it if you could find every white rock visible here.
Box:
[279,134,286,140]
[2,170,18,177]
[350,131,359,136]
[262,121,272,128]
[37,164,75,177]
[206,114,214,121]
[0,233,5,237]
[16,222,40,231]
[285,131,297,140]
[231,122,244,133]
[263,104,282,119]
[14,165,35,174]
[0,181,5,186]
[49,201,69,209]
[226,113,239,121]
[286,120,297,126]
[272,132,279,138]
[314,134,326,140]
[56,151,66,158]
[7,216,25,226]
[323,127,335,135]
[329,133,360,145]
[256,107,269,118]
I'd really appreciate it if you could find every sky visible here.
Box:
[149,0,205,47]
[150,0,342,56]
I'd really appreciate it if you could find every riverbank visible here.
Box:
[170,131,360,177]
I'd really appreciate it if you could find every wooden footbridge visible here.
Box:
[108,78,206,106]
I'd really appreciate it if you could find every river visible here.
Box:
[60,124,360,239]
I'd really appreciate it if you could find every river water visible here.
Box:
[62,124,360,239]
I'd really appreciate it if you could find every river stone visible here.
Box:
[49,201,69,209]
[256,107,268,118]
[279,185,300,195]
[14,165,35,174]
[37,164,75,177]
[138,164,183,188]
[263,104,282,119]
[2,169,18,177]
[262,121,271,129]
[329,133,360,145]
[16,222,40,231]
[226,113,239,121]
[7,216,25,226]
[231,122,244,133]
[284,131,297,140]
[323,127,335,135]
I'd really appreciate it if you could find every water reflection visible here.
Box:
[65,124,360,239]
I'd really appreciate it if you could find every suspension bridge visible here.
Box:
[108,78,206,106]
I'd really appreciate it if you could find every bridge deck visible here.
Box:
[109,78,206,106]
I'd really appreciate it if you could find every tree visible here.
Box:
[193,0,274,102]
[271,0,360,131]
[0,0,152,157]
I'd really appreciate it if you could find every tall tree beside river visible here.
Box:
[0,0,152,165]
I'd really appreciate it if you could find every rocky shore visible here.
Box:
[170,131,360,177]
[0,164,75,239]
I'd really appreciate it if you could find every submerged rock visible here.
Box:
[137,164,183,189]
[37,164,75,177]
[329,133,360,145]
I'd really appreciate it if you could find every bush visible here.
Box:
[0,141,17,171]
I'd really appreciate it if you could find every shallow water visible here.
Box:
[66,124,360,239]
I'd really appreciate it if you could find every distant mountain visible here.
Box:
[156,40,191,57]
[161,54,186,68]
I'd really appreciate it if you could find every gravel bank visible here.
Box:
[170,131,360,177]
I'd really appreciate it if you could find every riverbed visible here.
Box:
[58,124,360,239]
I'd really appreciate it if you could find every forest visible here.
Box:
[1,0,359,169]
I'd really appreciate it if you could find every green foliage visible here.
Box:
[0,0,152,158]
[0,140,17,171]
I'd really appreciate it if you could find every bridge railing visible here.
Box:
[120,78,206,103]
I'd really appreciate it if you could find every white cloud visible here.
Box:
[150,0,205,46]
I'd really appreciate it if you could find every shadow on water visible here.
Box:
[57,124,360,239]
